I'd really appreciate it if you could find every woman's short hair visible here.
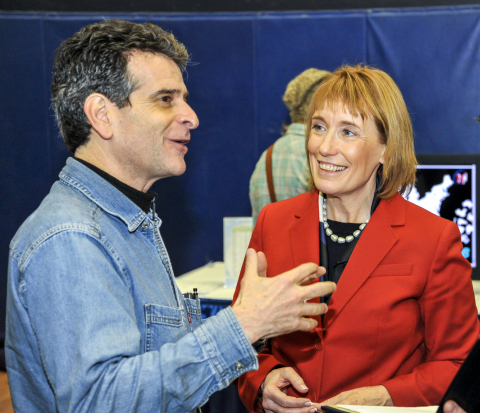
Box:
[305,64,417,199]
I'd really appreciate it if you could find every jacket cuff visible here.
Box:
[382,375,424,407]
[194,306,259,389]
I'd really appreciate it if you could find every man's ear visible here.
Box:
[84,93,114,140]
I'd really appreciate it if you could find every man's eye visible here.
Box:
[159,96,172,103]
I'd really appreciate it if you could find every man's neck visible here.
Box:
[74,147,154,192]
[74,157,156,214]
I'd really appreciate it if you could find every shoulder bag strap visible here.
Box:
[265,144,277,203]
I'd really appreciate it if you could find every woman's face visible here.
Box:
[308,102,386,204]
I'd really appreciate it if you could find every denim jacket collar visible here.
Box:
[59,157,152,232]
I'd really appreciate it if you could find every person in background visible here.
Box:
[5,20,336,413]
[233,65,479,413]
[249,68,330,223]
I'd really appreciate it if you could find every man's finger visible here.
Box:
[298,266,327,286]
[295,317,318,332]
[301,281,336,301]
[300,302,329,317]
[284,262,321,285]
[257,251,267,278]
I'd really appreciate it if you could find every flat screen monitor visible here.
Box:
[403,154,478,280]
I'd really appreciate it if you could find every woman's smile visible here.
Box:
[318,161,347,173]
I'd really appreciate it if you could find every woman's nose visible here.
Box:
[318,132,337,157]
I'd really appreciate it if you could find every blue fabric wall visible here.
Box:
[1,7,480,337]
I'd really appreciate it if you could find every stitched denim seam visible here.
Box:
[146,316,182,326]
[59,173,146,232]
[195,324,224,386]
[18,224,100,273]
[18,227,130,303]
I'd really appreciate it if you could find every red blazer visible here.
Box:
[233,191,479,411]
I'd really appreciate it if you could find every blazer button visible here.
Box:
[314,338,323,351]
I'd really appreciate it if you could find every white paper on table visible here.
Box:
[223,217,253,288]
[333,405,438,413]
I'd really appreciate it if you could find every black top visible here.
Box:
[74,158,156,214]
[320,173,382,304]
[325,220,363,284]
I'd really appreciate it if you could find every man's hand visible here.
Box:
[444,400,467,413]
[260,367,317,413]
[232,248,336,343]
[316,386,393,410]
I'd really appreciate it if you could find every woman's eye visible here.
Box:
[313,124,326,131]
[343,129,356,136]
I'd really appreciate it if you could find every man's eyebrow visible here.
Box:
[149,88,189,102]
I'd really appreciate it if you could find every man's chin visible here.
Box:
[164,163,187,179]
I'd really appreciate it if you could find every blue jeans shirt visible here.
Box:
[6,158,258,413]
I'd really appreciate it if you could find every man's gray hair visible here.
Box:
[51,19,189,152]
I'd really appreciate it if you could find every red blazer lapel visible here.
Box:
[289,191,321,268]
[323,194,406,329]
[289,191,323,332]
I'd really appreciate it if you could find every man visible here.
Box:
[5,20,335,413]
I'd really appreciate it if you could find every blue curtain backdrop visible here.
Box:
[1,5,480,335]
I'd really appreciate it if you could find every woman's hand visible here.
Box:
[260,367,317,413]
[443,400,467,413]
[316,385,393,409]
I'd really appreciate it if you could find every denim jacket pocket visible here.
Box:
[145,304,183,352]
[184,298,203,331]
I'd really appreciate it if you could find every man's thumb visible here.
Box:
[243,248,258,281]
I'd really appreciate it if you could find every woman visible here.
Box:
[233,65,479,412]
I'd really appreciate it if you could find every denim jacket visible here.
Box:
[6,158,258,413]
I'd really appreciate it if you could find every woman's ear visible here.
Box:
[379,146,386,165]
[83,93,114,140]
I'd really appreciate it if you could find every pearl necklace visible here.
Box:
[322,196,369,244]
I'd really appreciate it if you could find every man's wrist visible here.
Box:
[231,305,262,344]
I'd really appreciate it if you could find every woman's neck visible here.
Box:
[325,191,375,223]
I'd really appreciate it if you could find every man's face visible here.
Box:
[109,52,198,191]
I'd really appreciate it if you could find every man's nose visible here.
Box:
[178,102,199,129]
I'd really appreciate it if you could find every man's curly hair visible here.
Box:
[51,19,189,152]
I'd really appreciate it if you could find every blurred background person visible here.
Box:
[234,65,479,413]
[249,68,330,223]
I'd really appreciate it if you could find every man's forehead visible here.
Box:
[127,51,186,90]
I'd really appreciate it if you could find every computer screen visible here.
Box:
[404,154,478,280]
